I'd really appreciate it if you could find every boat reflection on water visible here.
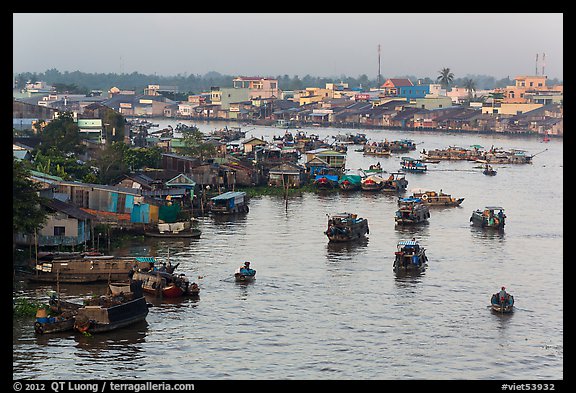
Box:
[325,237,369,260]
[73,320,149,352]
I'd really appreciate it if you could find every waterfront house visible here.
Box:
[305,148,346,175]
[268,162,306,188]
[14,198,96,247]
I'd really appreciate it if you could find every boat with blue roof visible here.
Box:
[393,239,428,272]
[325,212,369,242]
[400,156,427,173]
[209,191,249,214]
[395,197,430,225]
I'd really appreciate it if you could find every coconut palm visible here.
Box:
[437,68,455,90]
[463,78,476,100]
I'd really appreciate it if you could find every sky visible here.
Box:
[13,13,563,81]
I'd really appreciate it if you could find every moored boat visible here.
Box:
[393,240,428,272]
[144,221,201,238]
[408,189,464,207]
[338,174,362,191]
[395,197,430,225]
[361,174,385,191]
[470,206,506,229]
[73,280,150,334]
[27,255,153,284]
[325,212,369,242]
[34,293,82,334]
[131,259,200,298]
[209,191,249,214]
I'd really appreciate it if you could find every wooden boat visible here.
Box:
[313,173,339,189]
[131,259,199,298]
[381,172,408,193]
[27,255,153,283]
[400,156,427,173]
[109,281,132,296]
[34,295,82,334]
[393,240,428,272]
[408,189,464,207]
[388,139,417,153]
[490,292,514,313]
[482,164,497,176]
[470,206,506,229]
[145,221,201,238]
[363,144,391,157]
[209,191,249,214]
[73,281,150,334]
[234,262,256,282]
[361,174,385,191]
[395,197,430,225]
[338,174,362,191]
[325,212,369,242]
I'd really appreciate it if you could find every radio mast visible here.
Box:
[377,44,381,87]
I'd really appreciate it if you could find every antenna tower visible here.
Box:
[377,44,381,87]
[535,53,538,75]
[542,52,546,76]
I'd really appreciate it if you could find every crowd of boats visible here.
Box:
[24,129,530,336]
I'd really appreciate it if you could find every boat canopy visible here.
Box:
[399,197,422,203]
[485,206,505,210]
[211,191,246,201]
[397,240,419,246]
[135,257,157,263]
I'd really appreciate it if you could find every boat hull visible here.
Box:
[490,294,514,313]
[234,272,256,282]
[74,296,149,333]
[27,258,151,283]
[34,318,75,334]
[144,229,201,238]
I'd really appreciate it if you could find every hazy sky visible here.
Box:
[13,13,563,80]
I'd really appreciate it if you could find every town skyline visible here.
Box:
[13,13,563,81]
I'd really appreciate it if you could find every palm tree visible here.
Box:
[437,68,455,90]
[463,78,476,100]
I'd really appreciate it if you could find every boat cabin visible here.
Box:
[210,191,249,214]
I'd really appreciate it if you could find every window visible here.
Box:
[54,226,65,236]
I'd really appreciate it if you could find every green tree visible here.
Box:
[13,158,49,250]
[38,111,84,155]
[176,126,216,161]
[437,68,455,90]
[92,142,130,184]
[124,146,163,170]
[463,78,477,101]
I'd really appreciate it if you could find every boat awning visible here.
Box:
[135,257,157,263]
[485,206,504,210]
[211,191,246,201]
[398,240,419,246]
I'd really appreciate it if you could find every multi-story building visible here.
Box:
[232,76,279,99]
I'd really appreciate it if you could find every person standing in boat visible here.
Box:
[499,286,508,305]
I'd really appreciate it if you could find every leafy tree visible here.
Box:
[91,142,130,184]
[437,68,455,90]
[102,108,127,144]
[176,126,216,161]
[13,158,49,249]
[38,111,84,155]
[124,146,163,170]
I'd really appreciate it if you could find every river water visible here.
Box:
[13,121,563,381]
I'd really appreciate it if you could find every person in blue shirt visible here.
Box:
[239,261,253,275]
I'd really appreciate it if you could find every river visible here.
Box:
[13,120,563,381]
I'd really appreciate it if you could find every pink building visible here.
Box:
[233,76,279,99]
